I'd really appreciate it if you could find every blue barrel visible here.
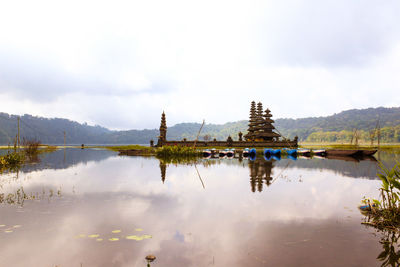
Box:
[264,154,272,161]
[272,154,281,161]
[272,149,281,156]
[264,148,272,158]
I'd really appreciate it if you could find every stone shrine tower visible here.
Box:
[157,111,167,146]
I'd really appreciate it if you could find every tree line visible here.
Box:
[1,106,400,144]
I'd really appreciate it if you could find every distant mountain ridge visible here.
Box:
[1,106,400,144]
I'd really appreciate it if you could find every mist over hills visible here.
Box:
[1,106,400,145]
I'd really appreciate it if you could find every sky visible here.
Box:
[0,0,399,130]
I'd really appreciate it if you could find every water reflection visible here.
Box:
[1,149,400,266]
[15,147,115,173]
[0,186,62,206]
[160,161,167,183]
[375,230,400,266]
[249,159,274,192]
[157,153,389,191]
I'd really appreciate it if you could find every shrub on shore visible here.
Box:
[22,138,41,159]
[0,152,25,170]
[156,146,201,157]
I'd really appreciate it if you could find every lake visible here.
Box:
[1,148,400,266]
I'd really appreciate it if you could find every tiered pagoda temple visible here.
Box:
[244,101,282,142]
[155,101,297,147]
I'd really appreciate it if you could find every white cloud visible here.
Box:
[0,0,399,129]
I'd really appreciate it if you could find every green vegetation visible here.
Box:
[156,146,201,157]
[375,230,400,266]
[0,152,25,171]
[0,140,57,172]
[361,162,400,231]
[0,186,62,206]
[276,107,400,141]
[305,126,400,144]
[155,146,202,165]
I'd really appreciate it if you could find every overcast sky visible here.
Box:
[1,0,399,130]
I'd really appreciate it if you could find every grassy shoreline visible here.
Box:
[3,142,399,156]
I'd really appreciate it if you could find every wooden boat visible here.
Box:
[203,149,212,157]
[313,149,326,156]
[325,149,359,156]
[325,154,359,162]
[361,155,377,162]
[226,149,235,157]
[297,149,311,156]
[287,154,297,161]
[219,150,227,157]
[362,149,377,156]
[358,204,371,212]
[358,203,377,212]
[243,148,250,157]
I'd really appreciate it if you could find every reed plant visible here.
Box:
[362,162,400,230]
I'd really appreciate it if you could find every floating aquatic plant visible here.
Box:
[126,234,152,241]
[88,234,99,238]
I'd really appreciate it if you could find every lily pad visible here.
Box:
[126,234,152,241]
[126,235,142,241]
[88,234,99,238]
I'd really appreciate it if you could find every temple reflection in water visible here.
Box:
[159,161,167,183]
[158,157,277,192]
[249,158,274,192]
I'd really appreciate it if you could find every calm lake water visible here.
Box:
[1,148,400,267]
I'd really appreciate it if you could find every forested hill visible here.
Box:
[0,113,159,145]
[0,106,400,144]
[275,107,400,141]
